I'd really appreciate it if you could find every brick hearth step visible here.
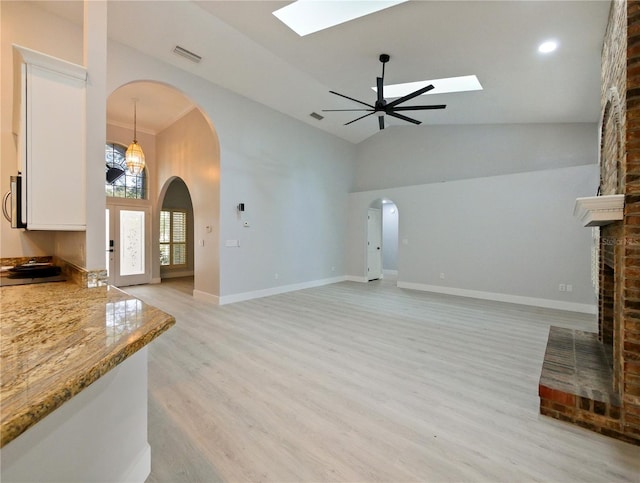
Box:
[539,326,625,440]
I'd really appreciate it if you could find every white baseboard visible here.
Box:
[193,289,220,305]
[161,270,194,279]
[396,281,597,314]
[345,275,368,283]
[219,276,347,305]
[383,269,398,276]
[119,443,151,483]
[150,277,161,284]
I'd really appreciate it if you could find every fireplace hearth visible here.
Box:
[538,0,640,446]
[539,327,629,441]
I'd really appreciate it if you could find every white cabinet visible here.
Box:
[13,45,87,230]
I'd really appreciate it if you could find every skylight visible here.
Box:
[273,0,410,37]
[374,75,483,98]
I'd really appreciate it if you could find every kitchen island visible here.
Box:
[0,281,175,482]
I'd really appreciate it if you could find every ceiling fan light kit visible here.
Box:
[323,54,446,130]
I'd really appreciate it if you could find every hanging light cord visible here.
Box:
[133,100,138,143]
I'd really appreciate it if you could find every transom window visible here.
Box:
[105,143,146,199]
[160,210,187,267]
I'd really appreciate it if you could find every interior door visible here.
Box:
[106,204,151,286]
[367,208,382,281]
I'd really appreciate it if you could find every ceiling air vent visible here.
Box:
[310,112,324,121]
[173,45,202,64]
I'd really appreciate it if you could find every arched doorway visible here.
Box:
[158,177,194,282]
[107,81,220,298]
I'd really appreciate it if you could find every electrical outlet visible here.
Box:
[440,273,445,279]
[559,284,566,292]
[566,284,573,292]
[275,273,279,280]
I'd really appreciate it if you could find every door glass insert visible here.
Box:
[119,209,145,276]
[105,208,110,278]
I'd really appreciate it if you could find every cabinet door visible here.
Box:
[26,64,86,230]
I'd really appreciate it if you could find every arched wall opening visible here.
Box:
[107,80,220,299]
[158,177,195,280]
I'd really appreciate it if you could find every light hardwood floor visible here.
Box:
[125,278,640,482]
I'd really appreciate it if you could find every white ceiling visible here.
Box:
[34,0,611,144]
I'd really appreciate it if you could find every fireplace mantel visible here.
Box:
[574,195,624,227]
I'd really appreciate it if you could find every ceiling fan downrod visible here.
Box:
[379,53,390,80]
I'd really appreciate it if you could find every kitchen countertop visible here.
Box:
[0,281,175,447]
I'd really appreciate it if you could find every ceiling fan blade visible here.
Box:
[106,166,125,184]
[322,109,373,112]
[329,90,374,109]
[378,116,385,130]
[386,111,421,125]
[386,84,435,109]
[376,77,384,104]
[391,104,446,111]
[345,112,375,126]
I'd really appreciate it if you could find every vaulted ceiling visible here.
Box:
[35,0,611,144]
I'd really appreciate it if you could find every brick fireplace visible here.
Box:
[539,0,640,445]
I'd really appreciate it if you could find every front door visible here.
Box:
[367,208,382,281]
[106,204,151,286]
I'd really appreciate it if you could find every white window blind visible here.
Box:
[160,209,187,267]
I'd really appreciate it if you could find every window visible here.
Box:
[105,143,146,199]
[160,210,187,267]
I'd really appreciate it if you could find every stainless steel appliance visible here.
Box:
[0,261,66,287]
[2,175,27,228]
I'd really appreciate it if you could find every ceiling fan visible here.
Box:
[323,54,446,130]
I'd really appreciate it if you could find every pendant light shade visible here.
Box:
[125,141,145,175]
[125,100,145,175]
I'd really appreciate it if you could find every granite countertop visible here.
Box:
[0,282,175,447]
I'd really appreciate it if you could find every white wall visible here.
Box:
[347,164,599,311]
[218,111,355,297]
[156,108,220,297]
[354,123,598,191]
[348,122,599,312]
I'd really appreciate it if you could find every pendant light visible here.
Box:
[125,99,145,175]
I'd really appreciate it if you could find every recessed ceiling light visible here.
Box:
[273,0,409,37]
[538,40,558,54]
[374,75,483,98]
